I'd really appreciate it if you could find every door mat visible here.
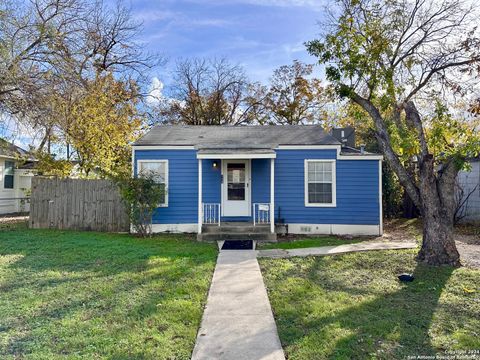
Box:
[221,240,254,250]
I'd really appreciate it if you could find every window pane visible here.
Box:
[158,183,166,204]
[308,183,332,204]
[4,175,14,189]
[323,171,332,182]
[316,162,324,172]
[4,161,14,189]
[227,163,246,200]
[139,162,166,184]
[4,161,14,175]
[307,161,333,183]
[228,184,245,200]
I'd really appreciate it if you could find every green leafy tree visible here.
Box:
[307,0,480,265]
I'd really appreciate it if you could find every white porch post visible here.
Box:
[270,158,275,234]
[198,159,202,234]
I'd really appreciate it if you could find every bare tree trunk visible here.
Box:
[419,205,459,266]
[417,155,460,266]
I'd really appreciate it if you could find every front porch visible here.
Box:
[196,150,276,241]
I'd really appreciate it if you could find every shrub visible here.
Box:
[116,172,164,237]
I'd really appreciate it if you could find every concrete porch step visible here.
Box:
[202,223,270,234]
[197,232,277,242]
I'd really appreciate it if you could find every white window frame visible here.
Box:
[304,159,337,207]
[137,160,169,207]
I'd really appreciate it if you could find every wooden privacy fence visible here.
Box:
[29,177,129,232]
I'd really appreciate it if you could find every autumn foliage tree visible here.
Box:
[63,74,143,177]
[307,0,480,265]
[260,60,328,125]
[0,0,155,176]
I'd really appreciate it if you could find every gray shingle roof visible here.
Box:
[0,138,32,159]
[134,125,341,149]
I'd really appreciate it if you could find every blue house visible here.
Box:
[132,125,383,240]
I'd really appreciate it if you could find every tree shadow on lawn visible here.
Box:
[263,251,467,360]
[0,227,217,359]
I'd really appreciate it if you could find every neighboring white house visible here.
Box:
[0,139,36,215]
[457,158,480,223]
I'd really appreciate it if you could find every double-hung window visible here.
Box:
[4,161,14,189]
[305,160,336,207]
[137,160,168,206]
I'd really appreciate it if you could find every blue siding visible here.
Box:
[133,148,380,226]
[134,150,198,224]
[202,159,221,203]
[252,159,270,204]
[275,150,379,225]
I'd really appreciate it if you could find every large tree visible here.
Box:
[55,74,143,177]
[0,0,155,151]
[263,60,328,125]
[307,0,480,265]
[157,58,253,125]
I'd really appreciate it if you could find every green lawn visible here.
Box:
[0,224,217,359]
[258,236,363,249]
[260,250,480,360]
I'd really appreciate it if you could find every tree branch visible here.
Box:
[349,89,422,208]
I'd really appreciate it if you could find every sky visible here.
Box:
[131,0,327,96]
[1,0,328,148]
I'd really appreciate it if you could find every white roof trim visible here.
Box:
[338,155,383,160]
[276,145,341,150]
[0,155,26,160]
[132,145,195,150]
[197,153,276,159]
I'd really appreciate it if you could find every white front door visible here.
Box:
[222,160,251,217]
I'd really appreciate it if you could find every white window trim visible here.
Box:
[304,159,337,207]
[137,159,169,207]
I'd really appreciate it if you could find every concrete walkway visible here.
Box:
[257,241,417,258]
[191,250,285,360]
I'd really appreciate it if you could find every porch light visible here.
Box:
[212,161,218,168]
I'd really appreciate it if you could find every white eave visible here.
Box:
[196,151,276,159]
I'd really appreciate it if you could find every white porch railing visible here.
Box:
[253,203,271,226]
[202,203,221,226]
